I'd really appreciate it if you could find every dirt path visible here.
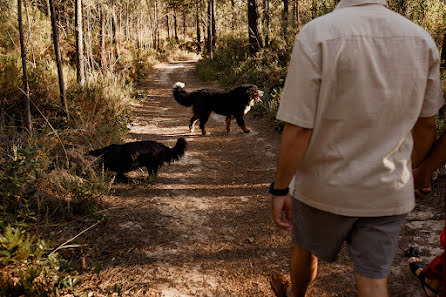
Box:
[79,60,444,297]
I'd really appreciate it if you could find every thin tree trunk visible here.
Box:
[75,0,85,86]
[196,0,201,52]
[18,0,32,133]
[155,0,159,50]
[125,3,129,41]
[207,0,212,58]
[46,0,50,16]
[211,0,215,46]
[230,0,236,32]
[100,4,106,70]
[174,9,178,42]
[49,0,69,117]
[283,0,289,39]
[166,13,170,39]
[294,0,300,27]
[183,7,186,39]
[312,0,317,19]
[264,0,270,47]
[24,0,36,67]
[112,4,120,57]
[248,0,263,54]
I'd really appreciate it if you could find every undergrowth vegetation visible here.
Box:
[0,1,164,295]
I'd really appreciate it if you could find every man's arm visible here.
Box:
[272,123,312,231]
[411,116,436,169]
[413,130,446,197]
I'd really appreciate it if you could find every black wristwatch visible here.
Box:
[269,182,289,196]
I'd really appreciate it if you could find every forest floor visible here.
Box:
[76,58,445,296]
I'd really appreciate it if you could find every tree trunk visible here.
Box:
[230,0,236,32]
[211,0,215,46]
[283,0,288,39]
[207,0,213,58]
[196,0,201,52]
[46,0,50,16]
[294,0,300,27]
[166,14,170,39]
[49,0,69,117]
[174,9,178,42]
[100,4,106,70]
[441,32,446,67]
[183,7,186,39]
[18,0,32,133]
[312,0,317,19]
[264,0,270,47]
[75,0,85,86]
[112,4,120,57]
[248,0,263,54]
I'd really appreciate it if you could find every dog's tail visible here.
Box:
[172,82,193,107]
[165,137,187,163]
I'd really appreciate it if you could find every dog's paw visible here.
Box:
[203,132,211,136]
[243,128,251,133]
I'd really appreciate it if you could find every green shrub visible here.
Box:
[0,144,48,226]
[0,225,81,297]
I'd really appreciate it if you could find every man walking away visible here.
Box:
[269,0,445,296]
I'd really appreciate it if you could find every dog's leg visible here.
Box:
[189,115,199,133]
[199,113,211,136]
[225,116,233,133]
[115,172,129,183]
[235,115,250,133]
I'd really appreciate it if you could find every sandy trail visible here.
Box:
[79,60,444,297]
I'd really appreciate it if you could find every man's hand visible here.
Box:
[271,195,293,231]
[413,167,432,199]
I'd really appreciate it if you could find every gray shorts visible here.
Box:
[291,198,408,279]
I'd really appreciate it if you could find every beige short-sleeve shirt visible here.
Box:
[277,0,445,217]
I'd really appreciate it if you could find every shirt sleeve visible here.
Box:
[419,45,445,117]
[276,38,321,128]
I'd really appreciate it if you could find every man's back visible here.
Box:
[277,0,444,216]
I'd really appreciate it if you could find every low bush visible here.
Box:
[0,225,81,296]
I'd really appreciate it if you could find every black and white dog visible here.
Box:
[89,138,187,181]
[172,82,264,135]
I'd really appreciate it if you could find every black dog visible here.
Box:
[89,138,187,181]
[172,82,264,135]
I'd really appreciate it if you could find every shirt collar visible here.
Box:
[336,0,387,9]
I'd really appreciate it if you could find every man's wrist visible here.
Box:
[269,182,289,196]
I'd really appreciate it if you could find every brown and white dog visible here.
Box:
[172,82,264,135]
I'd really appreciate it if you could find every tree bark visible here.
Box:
[294,0,300,27]
[283,0,289,39]
[183,7,186,39]
[312,0,317,19]
[248,0,263,54]
[230,0,236,32]
[264,0,270,47]
[207,0,213,58]
[49,0,69,117]
[174,9,178,42]
[75,0,85,86]
[211,0,215,46]
[46,0,50,16]
[111,3,120,57]
[196,0,201,52]
[166,13,170,39]
[100,4,106,70]
[18,0,32,133]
